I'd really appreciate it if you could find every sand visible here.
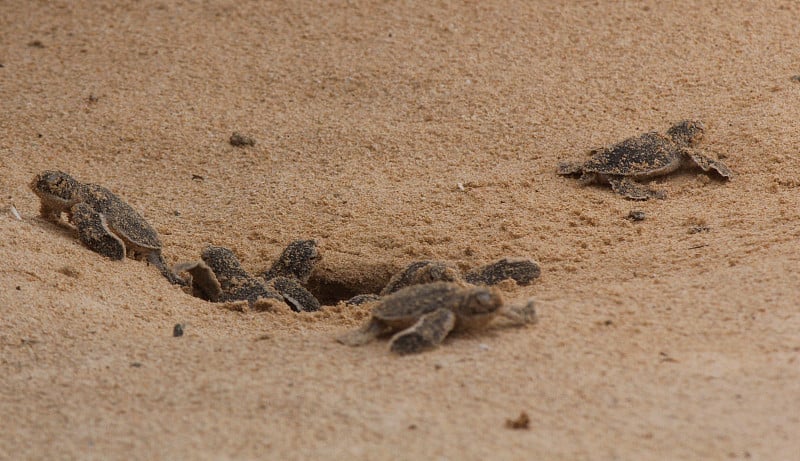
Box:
[2,1,799,459]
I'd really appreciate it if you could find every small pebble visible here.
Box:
[791,75,800,83]
[505,411,530,430]
[173,323,184,337]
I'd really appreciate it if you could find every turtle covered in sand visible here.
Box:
[557,120,732,200]
[176,242,321,312]
[30,170,184,285]
[337,282,537,355]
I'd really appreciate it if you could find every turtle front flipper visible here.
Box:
[388,308,456,355]
[337,317,390,347]
[607,177,665,200]
[464,258,541,286]
[266,276,321,312]
[147,251,187,286]
[683,148,733,179]
[174,261,221,301]
[70,203,126,260]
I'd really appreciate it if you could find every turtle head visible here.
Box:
[459,286,503,319]
[423,263,461,284]
[201,246,250,280]
[667,120,705,147]
[282,239,321,280]
[30,170,81,207]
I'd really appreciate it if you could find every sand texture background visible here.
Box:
[2,0,800,459]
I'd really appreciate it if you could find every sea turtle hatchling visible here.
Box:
[346,257,541,305]
[337,282,537,355]
[30,170,184,285]
[557,120,732,200]
[175,244,321,312]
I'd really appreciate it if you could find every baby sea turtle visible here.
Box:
[175,244,321,312]
[337,282,537,355]
[346,257,541,304]
[557,120,732,200]
[30,170,184,285]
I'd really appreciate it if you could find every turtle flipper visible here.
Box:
[337,317,390,347]
[683,148,733,179]
[70,203,126,260]
[265,276,321,312]
[174,261,221,300]
[464,258,541,286]
[146,251,186,286]
[389,308,456,355]
[608,177,665,200]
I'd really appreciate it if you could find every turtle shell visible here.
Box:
[81,184,162,250]
[372,282,500,325]
[582,132,682,178]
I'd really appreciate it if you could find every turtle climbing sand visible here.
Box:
[557,120,732,200]
[30,170,184,285]
[175,244,321,312]
[262,239,321,284]
[337,282,537,355]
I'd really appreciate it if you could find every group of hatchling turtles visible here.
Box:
[29,120,732,354]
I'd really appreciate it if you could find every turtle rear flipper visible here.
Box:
[608,177,665,200]
[174,261,221,301]
[389,308,456,355]
[684,148,733,179]
[70,203,126,260]
[337,317,390,347]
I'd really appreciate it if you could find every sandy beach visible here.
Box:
[2,1,799,459]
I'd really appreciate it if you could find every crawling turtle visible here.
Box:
[346,257,541,305]
[337,282,537,354]
[557,120,732,200]
[30,170,184,285]
[176,244,321,312]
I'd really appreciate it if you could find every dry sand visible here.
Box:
[2,1,800,459]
